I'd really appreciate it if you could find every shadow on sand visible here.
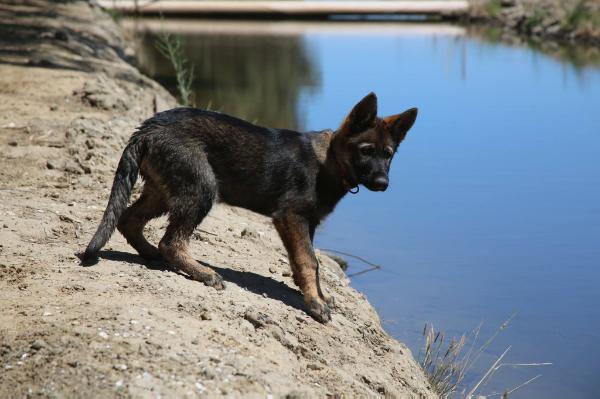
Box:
[87,249,307,313]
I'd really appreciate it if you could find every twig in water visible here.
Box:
[319,248,382,277]
[502,374,543,397]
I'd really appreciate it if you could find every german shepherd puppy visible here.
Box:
[83,92,417,323]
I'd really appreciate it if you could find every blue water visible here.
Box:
[307,32,600,398]
[134,21,600,398]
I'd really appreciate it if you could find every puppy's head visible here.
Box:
[332,92,418,192]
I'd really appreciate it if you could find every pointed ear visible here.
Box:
[384,107,418,143]
[341,92,378,134]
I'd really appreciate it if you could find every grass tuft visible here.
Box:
[419,323,468,397]
[419,314,551,398]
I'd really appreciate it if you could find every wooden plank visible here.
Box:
[98,1,470,17]
[122,18,468,36]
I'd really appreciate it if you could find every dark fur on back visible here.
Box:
[139,108,340,216]
[82,93,418,322]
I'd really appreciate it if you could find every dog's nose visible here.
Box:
[372,176,389,191]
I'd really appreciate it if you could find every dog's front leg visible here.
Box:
[273,212,331,323]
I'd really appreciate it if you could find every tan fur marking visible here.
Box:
[159,239,221,284]
[310,132,333,164]
[273,213,322,304]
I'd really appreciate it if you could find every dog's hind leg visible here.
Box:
[156,153,224,290]
[158,203,225,289]
[117,182,167,260]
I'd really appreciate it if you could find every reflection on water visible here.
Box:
[132,20,319,129]
[129,19,600,399]
[470,26,600,72]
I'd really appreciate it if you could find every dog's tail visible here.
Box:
[82,139,143,262]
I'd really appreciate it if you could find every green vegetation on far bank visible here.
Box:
[474,0,600,46]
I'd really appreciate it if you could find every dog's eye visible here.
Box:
[359,146,374,156]
[384,149,393,159]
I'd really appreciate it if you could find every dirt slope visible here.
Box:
[0,1,434,397]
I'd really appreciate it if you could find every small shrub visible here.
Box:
[155,29,195,106]
[523,7,547,32]
[562,0,600,35]
[563,0,590,30]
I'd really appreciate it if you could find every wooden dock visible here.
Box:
[123,18,467,36]
[98,1,470,18]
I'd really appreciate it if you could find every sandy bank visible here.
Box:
[0,1,434,397]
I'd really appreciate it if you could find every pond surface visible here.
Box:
[129,19,600,398]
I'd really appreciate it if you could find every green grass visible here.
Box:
[523,7,547,32]
[563,0,600,31]
[483,0,600,39]
[564,0,590,29]
[485,0,504,18]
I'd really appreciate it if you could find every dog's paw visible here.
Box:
[307,298,332,323]
[203,273,225,290]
